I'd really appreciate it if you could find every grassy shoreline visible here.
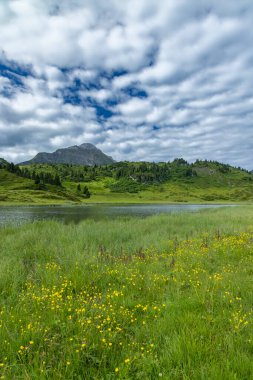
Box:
[0,207,253,379]
[0,199,250,207]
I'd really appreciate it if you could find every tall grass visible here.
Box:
[0,206,253,379]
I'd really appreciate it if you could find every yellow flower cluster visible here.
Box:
[0,231,252,378]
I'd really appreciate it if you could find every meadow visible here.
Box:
[0,206,253,379]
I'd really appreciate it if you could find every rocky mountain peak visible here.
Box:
[19,143,115,166]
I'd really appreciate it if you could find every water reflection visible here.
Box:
[0,204,230,226]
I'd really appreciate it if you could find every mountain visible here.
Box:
[19,143,115,166]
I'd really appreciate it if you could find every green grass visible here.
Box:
[0,169,83,205]
[0,206,253,379]
[1,160,253,205]
[62,163,253,203]
[63,177,253,204]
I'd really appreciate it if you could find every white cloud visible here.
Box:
[0,0,253,168]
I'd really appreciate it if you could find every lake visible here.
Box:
[0,204,229,226]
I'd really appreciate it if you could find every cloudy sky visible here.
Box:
[0,0,253,168]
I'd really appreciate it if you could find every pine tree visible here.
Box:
[83,186,91,198]
[54,174,62,187]
[34,175,40,185]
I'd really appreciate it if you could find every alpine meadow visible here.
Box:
[1,1,253,379]
[0,207,253,379]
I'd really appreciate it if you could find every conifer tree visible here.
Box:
[83,185,91,198]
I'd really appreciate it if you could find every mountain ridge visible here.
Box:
[19,143,115,166]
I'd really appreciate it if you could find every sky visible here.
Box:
[0,0,253,169]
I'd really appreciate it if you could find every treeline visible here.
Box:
[115,159,196,183]
[2,162,62,187]
[194,159,251,174]
[24,159,198,185]
[1,159,251,189]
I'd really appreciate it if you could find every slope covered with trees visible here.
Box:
[0,158,253,204]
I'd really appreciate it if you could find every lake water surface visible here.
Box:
[0,204,229,226]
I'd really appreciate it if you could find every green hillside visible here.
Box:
[0,168,83,204]
[0,159,253,204]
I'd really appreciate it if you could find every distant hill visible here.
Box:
[19,143,115,166]
[1,157,253,204]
